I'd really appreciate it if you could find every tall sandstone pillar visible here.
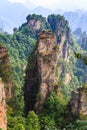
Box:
[24,31,59,114]
[35,31,59,112]
[0,79,7,130]
[0,46,13,130]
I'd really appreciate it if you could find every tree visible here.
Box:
[40,115,57,130]
[26,111,40,130]
[14,123,25,130]
[39,92,68,129]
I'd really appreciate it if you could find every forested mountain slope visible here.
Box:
[0,14,87,129]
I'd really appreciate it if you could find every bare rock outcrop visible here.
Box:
[0,46,12,99]
[24,15,71,115]
[27,19,41,31]
[48,15,71,85]
[0,45,13,130]
[70,87,87,117]
[26,14,48,38]
[24,31,59,114]
[0,78,7,130]
[57,37,71,84]
[35,31,59,112]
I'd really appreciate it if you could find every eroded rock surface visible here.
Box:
[35,31,59,112]
[0,46,12,99]
[24,31,59,114]
[0,46,13,130]
[24,15,72,115]
[70,87,87,116]
[0,79,7,130]
[27,19,41,31]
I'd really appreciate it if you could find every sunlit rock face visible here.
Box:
[0,78,7,130]
[24,31,60,114]
[35,31,59,112]
[0,46,12,99]
[24,15,72,115]
[0,46,13,130]
[27,19,41,31]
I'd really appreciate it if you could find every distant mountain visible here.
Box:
[0,2,52,33]
[1,1,87,33]
[0,0,29,33]
[53,9,64,15]
[63,10,87,31]
[63,11,80,31]
[30,6,52,17]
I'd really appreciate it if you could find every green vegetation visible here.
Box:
[19,14,50,38]
[82,83,87,88]
[7,109,40,130]
[0,14,87,129]
[39,92,72,130]
[0,50,12,83]
[26,14,46,22]
[26,111,40,130]
[48,14,69,35]
[0,14,50,130]
[53,45,59,51]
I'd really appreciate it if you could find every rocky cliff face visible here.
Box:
[0,46,12,99]
[48,15,71,85]
[0,46,12,130]
[70,87,87,117]
[24,53,39,115]
[0,78,7,130]
[27,19,41,31]
[24,31,59,114]
[79,31,87,50]
[24,14,72,115]
[57,37,71,85]
[35,31,59,112]
[24,14,50,38]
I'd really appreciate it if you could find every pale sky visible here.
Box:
[8,0,87,11]
[8,0,26,3]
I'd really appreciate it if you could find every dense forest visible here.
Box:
[0,14,87,130]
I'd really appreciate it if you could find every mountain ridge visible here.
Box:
[1,0,87,33]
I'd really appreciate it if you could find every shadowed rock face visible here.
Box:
[48,15,71,85]
[24,53,39,115]
[78,31,87,50]
[70,87,87,117]
[24,31,59,114]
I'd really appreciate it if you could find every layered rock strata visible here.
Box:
[70,87,87,117]
[0,78,6,130]
[0,46,12,130]
[24,31,59,114]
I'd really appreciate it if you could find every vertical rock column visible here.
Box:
[0,46,13,130]
[0,46,12,99]
[35,31,59,112]
[0,78,7,130]
[70,87,87,117]
[24,31,59,114]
